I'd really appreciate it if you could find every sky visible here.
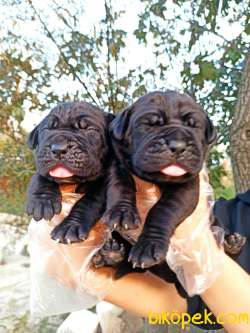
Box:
[0,0,248,131]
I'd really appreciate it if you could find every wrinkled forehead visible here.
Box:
[49,102,106,124]
[131,91,203,121]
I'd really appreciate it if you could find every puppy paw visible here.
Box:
[50,218,90,244]
[104,202,141,231]
[128,239,167,268]
[27,192,62,221]
[92,238,126,268]
[224,233,246,256]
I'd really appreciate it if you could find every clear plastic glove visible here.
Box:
[166,167,225,296]
[29,168,223,316]
[28,185,113,317]
[28,180,161,317]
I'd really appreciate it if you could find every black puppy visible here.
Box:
[102,91,216,269]
[27,101,113,244]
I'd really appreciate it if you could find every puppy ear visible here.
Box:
[205,115,217,144]
[27,124,40,150]
[184,90,197,102]
[110,106,133,141]
[105,112,115,124]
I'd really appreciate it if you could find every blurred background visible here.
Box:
[0,0,249,332]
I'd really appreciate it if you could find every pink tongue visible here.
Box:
[49,166,74,178]
[161,164,187,177]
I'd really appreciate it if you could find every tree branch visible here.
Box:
[104,0,115,112]
[0,127,23,144]
[27,0,99,107]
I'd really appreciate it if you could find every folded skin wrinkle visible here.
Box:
[100,90,216,270]
[26,101,114,244]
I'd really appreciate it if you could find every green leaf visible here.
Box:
[150,3,166,19]
[245,23,250,35]
[199,61,218,81]
[132,85,147,98]
[134,29,147,43]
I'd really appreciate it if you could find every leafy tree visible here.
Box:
[0,0,249,215]
[134,0,249,195]
[0,49,56,214]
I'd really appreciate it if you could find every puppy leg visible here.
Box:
[92,233,146,279]
[50,179,106,243]
[129,177,199,268]
[27,173,62,221]
[104,161,141,231]
[92,237,126,268]
[224,232,246,258]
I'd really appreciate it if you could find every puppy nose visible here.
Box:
[168,140,187,154]
[50,143,68,156]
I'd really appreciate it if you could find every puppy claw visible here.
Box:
[55,238,60,243]
[92,238,126,267]
[104,204,141,231]
[129,239,167,268]
[67,239,71,244]
[132,262,137,269]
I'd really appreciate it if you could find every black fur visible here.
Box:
[27,101,114,244]
[104,91,216,268]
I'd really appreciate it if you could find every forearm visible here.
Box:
[167,168,250,333]
[106,161,136,208]
[171,221,250,333]
[201,251,250,333]
[104,270,187,317]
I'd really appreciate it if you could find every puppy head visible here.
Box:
[28,102,112,182]
[111,91,216,183]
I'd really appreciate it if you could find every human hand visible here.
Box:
[166,167,225,296]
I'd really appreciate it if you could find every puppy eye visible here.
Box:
[74,118,87,129]
[184,117,196,127]
[48,117,59,129]
[148,115,164,126]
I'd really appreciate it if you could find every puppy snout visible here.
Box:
[50,142,68,157]
[167,140,187,154]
